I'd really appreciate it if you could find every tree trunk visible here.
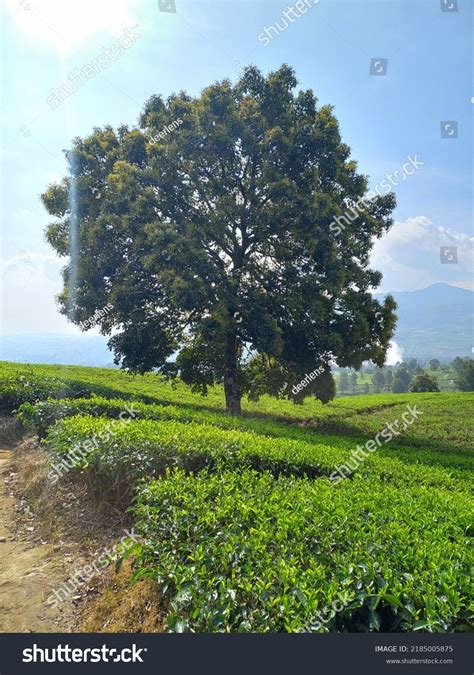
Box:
[224,331,241,415]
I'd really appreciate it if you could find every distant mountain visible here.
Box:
[376,283,473,361]
[0,333,116,367]
[1,284,472,367]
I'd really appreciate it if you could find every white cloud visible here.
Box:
[1,252,79,334]
[46,172,62,184]
[371,216,473,293]
[385,340,403,366]
[4,0,139,55]
[12,208,36,225]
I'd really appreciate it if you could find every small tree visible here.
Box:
[451,357,464,372]
[339,371,349,393]
[454,359,474,391]
[350,371,358,392]
[385,369,393,388]
[409,372,440,392]
[392,367,411,393]
[407,358,420,373]
[372,368,385,393]
[428,358,441,371]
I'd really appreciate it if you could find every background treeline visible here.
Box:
[335,357,474,396]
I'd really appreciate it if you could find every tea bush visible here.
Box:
[2,361,473,633]
[44,415,471,494]
[131,468,473,633]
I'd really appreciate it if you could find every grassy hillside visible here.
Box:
[1,361,473,633]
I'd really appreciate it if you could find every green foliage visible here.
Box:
[44,405,471,497]
[244,354,335,404]
[44,415,342,488]
[4,362,473,450]
[131,469,472,632]
[454,360,474,392]
[339,371,349,393]
[17,394,340,444]
[41,65,397,412]
[2,361,473,632]
[392,368,411,393]
[350,371,358,390]
[372,368,385,393]
[0,368,116,414]
[451,357,465,372]
[410,373,440,393]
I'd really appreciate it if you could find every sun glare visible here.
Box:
[4,0,138,56]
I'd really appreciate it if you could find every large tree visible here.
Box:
[42,65,397,414]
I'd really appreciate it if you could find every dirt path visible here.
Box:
[0,447,75,632]
[0,434,163,633]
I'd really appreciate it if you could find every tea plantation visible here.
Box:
[1,361,473,632]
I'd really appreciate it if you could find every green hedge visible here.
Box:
[18,396,474,480]
[0,374,118,415]
[130,468,473,632]
[16,396,349,445]
[44,415,470,494]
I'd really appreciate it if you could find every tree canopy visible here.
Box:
[392,368,411,393]
[453,359,474,392]
[42,64,397,414]
[409,372,440,393]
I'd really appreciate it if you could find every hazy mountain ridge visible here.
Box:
[1,284,472,366]
[376,283,472,361]
[0,333,117,367]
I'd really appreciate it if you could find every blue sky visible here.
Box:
[1,0,472,334]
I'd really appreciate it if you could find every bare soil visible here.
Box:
[0,444,77,631]
[0,428,163,633]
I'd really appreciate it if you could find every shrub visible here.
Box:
[44,415,471,497]
[16,396,337,443]
[131,468,473,633]
[0,372,117,414]
[454,360,474,392]
[409,373,440,393]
